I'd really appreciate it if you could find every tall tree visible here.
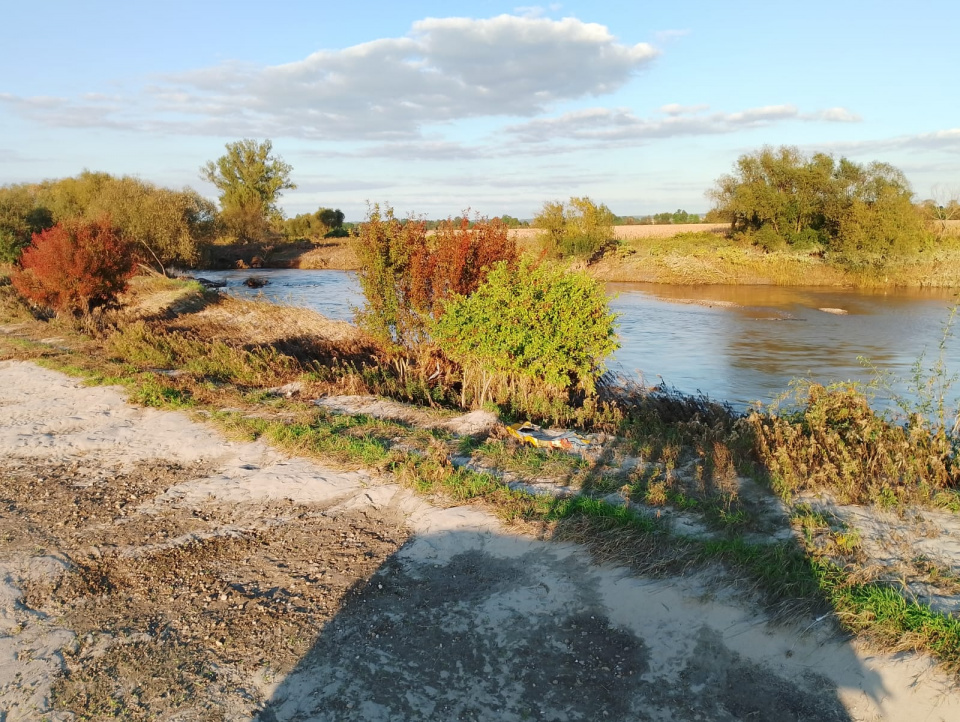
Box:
[201,139,295,241]
[707,146,927,260]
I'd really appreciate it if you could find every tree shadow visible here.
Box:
[256,523,880,721]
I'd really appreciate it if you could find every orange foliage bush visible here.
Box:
[355,207,517,346]
[410,216,518,317]
[12,218,137,314]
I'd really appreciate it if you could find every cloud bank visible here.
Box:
[503,103,861,143]
[2,15,657,141]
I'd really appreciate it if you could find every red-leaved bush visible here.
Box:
[12,218,137,315]
[354,206,518,346]
[410,216,518,317]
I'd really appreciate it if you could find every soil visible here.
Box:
[3,360,960,721]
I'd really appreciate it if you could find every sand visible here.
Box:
[2,360,960,720]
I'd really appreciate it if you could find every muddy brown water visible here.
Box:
[199,269,960,411]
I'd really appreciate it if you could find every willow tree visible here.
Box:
[201,139,296,242]
[708,146,928,260]
[533,196,616,259]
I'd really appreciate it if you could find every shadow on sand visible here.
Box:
[256,520,883,721]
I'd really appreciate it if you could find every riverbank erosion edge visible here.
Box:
[200,222,960,288]
[3,274,960,718]
[0,359,959,721]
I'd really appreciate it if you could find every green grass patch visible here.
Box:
[130,376,194,409]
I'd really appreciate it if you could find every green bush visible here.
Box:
[0,184,55,264]
[709,146,929,262]
[0,229,27,265]
[432,259,619,405]
[534,197,616,259]
[17,171,216,269]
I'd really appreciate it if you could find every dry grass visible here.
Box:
[587,233,847,285]
[290,241,359,270]
[166,293,363,346]
[585,231,960,287]
[750,382,960,508]
[507,223,727,242]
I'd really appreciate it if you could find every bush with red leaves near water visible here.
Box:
[355,205,517,347]
[410,216,518,317]
[12,218,137,315]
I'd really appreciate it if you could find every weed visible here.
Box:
[131,376,193,408]
[750,381,960,506]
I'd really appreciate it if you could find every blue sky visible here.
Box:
[2,1,958,220]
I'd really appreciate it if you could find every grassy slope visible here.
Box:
[3,274,960,676]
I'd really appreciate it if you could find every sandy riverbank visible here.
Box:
[2,360,960,720]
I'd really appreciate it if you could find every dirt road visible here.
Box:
[2,360,958,720]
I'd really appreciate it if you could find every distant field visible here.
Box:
[508,223,727,241]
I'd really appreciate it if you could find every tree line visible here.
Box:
[0,139,346,272]
[1,139,954,275]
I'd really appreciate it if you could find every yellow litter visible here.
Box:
[506,422,598,454]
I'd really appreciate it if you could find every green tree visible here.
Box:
[201,139,295,242]
[497,214,525,228]
[707,146,927,260]
[30,172,215,270]
[284,207,346,240]
[0,184,54,264]
[533,196,616,259]
[317,208,345,230]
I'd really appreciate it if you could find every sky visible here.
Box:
[2,0,959,220]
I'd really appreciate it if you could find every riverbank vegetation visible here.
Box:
[3,138,959,287]
[3,255,960,674]
[4,138,960,681]
[588,228,960,287]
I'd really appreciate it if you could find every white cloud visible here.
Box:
[811,107,862,123]
[0,147,31,163]
[0,15,657,142]
[337,140,485,161]
[653,29,690,42]
[889,128,960,151]
[505,104,804,143]
[826,128,960,155]
[660,103,709,115]
[0,92,132,130]
[513,6,548,18]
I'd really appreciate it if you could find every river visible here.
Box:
[197,269,960,412]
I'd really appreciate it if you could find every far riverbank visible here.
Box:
[206,222,960,289]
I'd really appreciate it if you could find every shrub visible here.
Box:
[284,207,346,241]
[354,205,517,347]
[534,197,616,259]
[417,215,518,316]
[12,218,137,315]
[708,146,930,261]
[0,229,27,265]
[0,184,55,264]
[432,258,619,406]
[749,382,959,505]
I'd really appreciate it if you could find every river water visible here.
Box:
[198,269,960,412]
